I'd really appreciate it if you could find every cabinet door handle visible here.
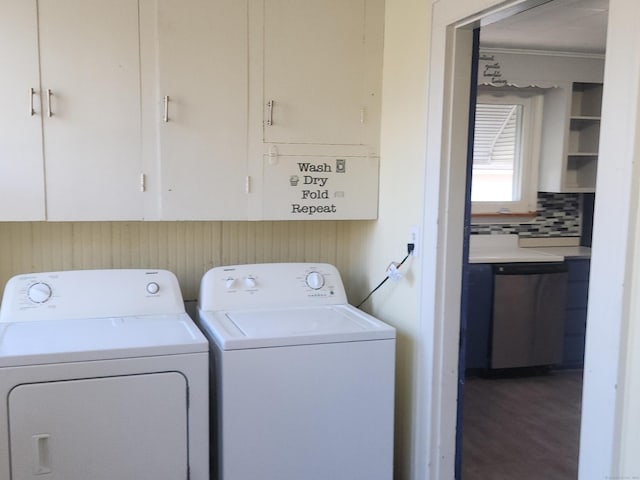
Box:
[163,95,170,122]
[46,89,53,118]
[266,100,274,126]
[29,88,36,116]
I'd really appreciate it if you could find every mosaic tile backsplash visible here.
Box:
[470,192,581,237]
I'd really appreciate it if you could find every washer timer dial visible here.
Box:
[305,271,325,290]
[28,282,52,304]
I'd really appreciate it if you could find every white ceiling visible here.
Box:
[480,0,608,55]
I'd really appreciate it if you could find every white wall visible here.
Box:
[349,0,431,478]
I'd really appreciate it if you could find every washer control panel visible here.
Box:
[0,269,186,322]
[199,263,348,311]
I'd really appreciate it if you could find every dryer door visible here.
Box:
[8,372,188,480]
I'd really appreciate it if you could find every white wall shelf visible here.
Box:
[539,81,603,193]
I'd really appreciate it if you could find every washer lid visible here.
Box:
[199,305,395,350]
[0,314,208,367]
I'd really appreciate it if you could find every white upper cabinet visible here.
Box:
[38,0,144,220]
[141,0,249,220]
[0,0,45,221]
[1,0,383,222]
[255,0,383,148]
[248,0,384,220]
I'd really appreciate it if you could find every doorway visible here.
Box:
[418,0,640,478]
[457,3,607,477]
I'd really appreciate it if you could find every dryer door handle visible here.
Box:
[32,433,52,475]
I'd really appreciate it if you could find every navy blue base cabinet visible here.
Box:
[562,259,590,368]
[464,264,493,370]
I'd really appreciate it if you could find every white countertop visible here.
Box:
[469,235,591,263]
[523,245,592,260]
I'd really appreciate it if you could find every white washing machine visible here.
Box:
[0,269,208,480]
[197,263,396,480]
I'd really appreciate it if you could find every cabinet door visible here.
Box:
[562,259,590,367]
[464,264,493,370]
[151,0,248,220]
[38,0,144,220]
[0,0,45,220]
[539,85,572,192]
[257,0,383,148]
[249,0,383,220]
[8,373,188,480]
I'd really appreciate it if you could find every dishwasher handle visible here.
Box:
[493,262,568,275]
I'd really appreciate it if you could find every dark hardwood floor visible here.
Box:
[461,370,583,480]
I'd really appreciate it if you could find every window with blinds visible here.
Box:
[472,103,523,202]
[471,90,542,216]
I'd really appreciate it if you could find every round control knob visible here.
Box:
[305,271,325,290]
[28,282,52,304]
[244,276,257,288]
[225,278,236,289]
[146,282,160,295]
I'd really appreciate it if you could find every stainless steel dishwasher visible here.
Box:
[491,262,568,369]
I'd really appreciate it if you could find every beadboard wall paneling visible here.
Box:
[0,221,356,301]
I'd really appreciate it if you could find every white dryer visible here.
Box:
[197,263,396,480]
[0,269,208,480]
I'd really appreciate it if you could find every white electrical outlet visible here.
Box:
[409,225,419,257]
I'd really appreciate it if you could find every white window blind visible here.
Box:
[473,103,521,169]
[471,90,543,215]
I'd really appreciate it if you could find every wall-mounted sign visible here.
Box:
[478,50,603,89]
[479,52,508,86]
[261,155,379,220]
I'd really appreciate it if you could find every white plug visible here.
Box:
[386,263,403,281]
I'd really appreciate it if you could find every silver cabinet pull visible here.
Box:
[163,95,170,122]
[266,100,274,126]
[46,89,53,117]
[29,88,36,116]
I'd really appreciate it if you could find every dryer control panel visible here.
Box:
[199,263,348,311]
[0,270,186,322]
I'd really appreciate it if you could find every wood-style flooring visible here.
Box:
[461,370,583,480]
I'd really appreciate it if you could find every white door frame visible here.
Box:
[416,0,640,478]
